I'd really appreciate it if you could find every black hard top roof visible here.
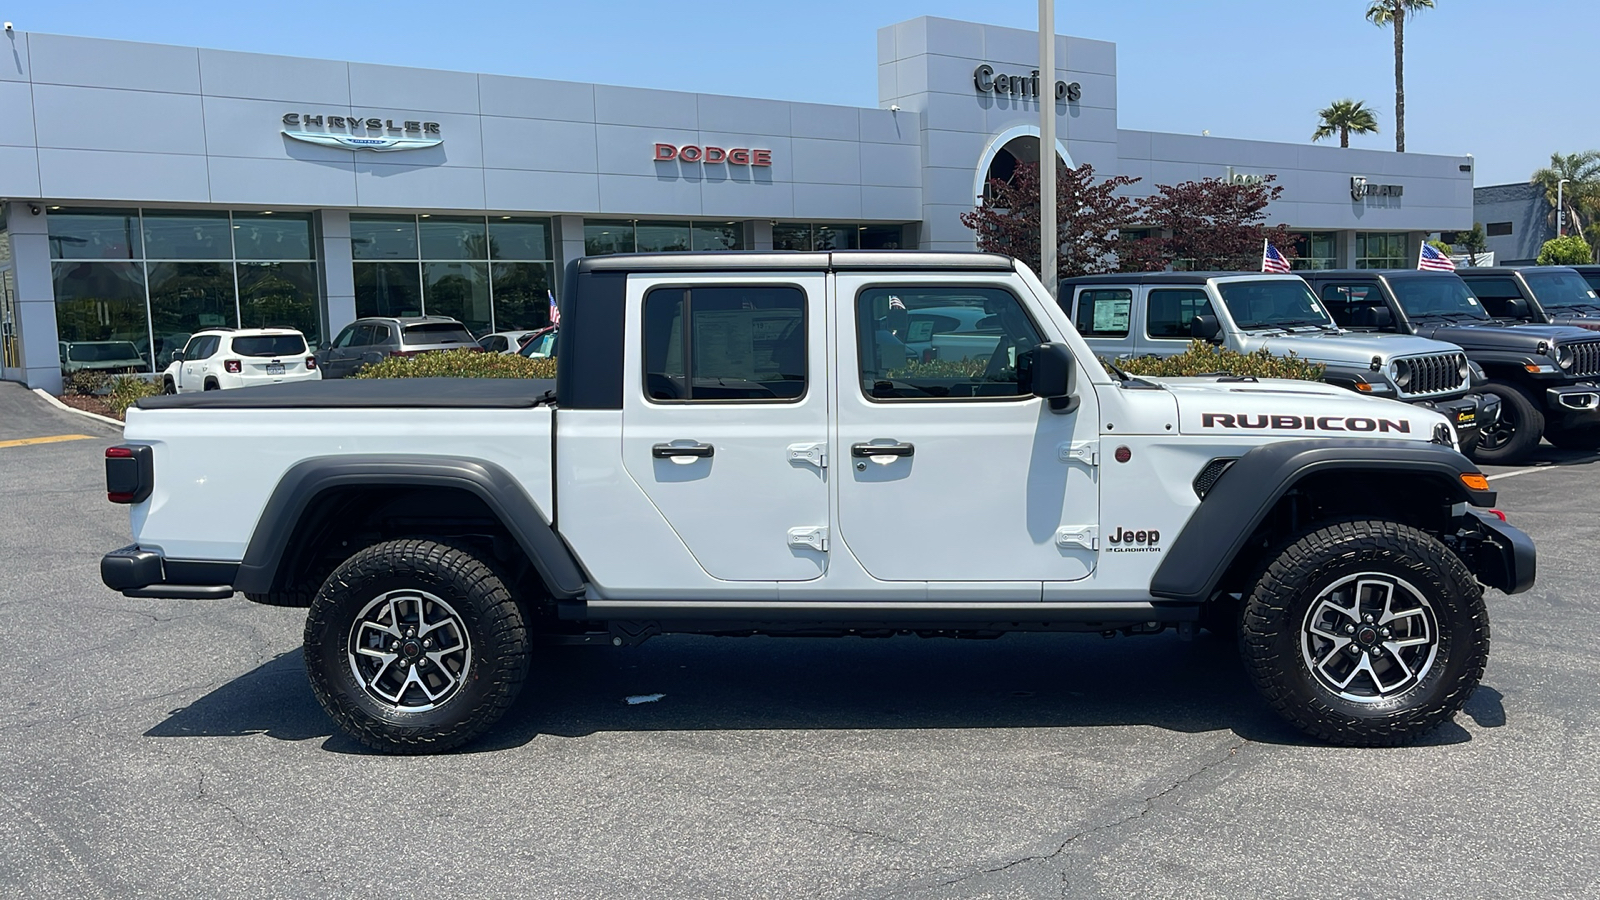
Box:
[1057,272,1304,286]
[1299,269,1459,280]
[1567,265,1600,274]
[575,250,1015,274]
[1456,265,1582,275]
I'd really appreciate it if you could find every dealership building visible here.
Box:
[0,17,1475,392]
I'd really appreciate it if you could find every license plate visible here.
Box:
[267,363,285,375]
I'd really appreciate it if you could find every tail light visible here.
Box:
[105,445,154,504]
[304,355,317,370]
[224,359,242,374]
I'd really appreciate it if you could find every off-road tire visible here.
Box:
[162,377,176,395]
[304,539,530,754]
[1469,382,1543,465]
[1543,423,1600,451]
[1240,520,1489,747]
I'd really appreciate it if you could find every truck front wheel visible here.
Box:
[1240,520,1488,747]
[303,539,530,754]
[1469,382,1543,465]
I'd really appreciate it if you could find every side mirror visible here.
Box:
[1372,306,1394,329]
[1191,314,1223,343]
[1024,342,1079,413]
[318,342,331,352]
[1505,298,1531,320]
[170,351,184,362]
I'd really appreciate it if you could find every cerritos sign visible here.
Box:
[973,64,1082,102]
[282,113,443,152]
[654,143,772,167]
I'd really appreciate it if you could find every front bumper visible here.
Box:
[101,545,238,599]
[1415,393,1501,447]
[1545,383,1600,426]
[1459,511,1537,595]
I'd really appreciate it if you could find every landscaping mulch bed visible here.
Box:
[57,394,123,421]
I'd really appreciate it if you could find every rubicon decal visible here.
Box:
[1201,413,1412,433]
[1106,527,1161,553]
[654,144,772,166]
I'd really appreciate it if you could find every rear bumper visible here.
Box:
[101,545,238,599]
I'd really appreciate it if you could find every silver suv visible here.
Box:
[317,316,479,379]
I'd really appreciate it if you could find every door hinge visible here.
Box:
[787,442,827,469]
[787,526,829,552]
[1055,525,1099,551]
[1058,441,1100,467]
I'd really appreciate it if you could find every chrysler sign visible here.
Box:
[282,113,443,152]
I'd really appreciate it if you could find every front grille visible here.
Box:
[1395,352,1467,397]
[1193,458,1237,498]
[1565,340,1600,378]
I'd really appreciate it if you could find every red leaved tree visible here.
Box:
[960,162,1142,278]
[1119,176,1299,272]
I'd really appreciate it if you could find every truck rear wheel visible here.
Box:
[1469,382,1543,465]
[303,539,530,754]
[1240,520,1488,747]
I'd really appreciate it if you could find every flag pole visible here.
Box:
[1039,0,1056,300]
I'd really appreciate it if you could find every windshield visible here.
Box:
[1581,271,1600,294]
[231,335,307,357]
[1524,270,1600,308]
[1215,280,1334,330]
[402,322,476,345]
[1389,277,1490,321]
[68,342,141,362]
[519,330,558,358]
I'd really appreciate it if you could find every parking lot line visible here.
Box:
[0,434,94,450]
[1488,457,1600,481]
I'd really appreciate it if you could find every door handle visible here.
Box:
[851,442,915,458]
[652,442,714,459]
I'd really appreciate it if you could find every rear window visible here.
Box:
[68,342,141,362]
[402,323,476,345]
[231,335,307,357]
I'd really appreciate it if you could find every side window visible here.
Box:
[643,285,806,403]
[332,325,360,348]
[370,325,393,346]
[856,286,1042,401]
[1461,277,1523,317]
[1145,289,1213,339]
[1319,283,1389,329]
[181,335,207,359]
[1073,288,1131,338]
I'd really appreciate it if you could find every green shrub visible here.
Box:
[886,358,989,379]
[1537,234,1594,266]
[352,348,558,380]
[64,370,111,397]
[105,375,163,418]
[1105,340,1325,381]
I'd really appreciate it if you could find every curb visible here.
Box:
[33,388,125,429]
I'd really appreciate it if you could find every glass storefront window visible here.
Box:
[859,225,905,250]
[636,221,692,253]
[489,219,552,261]
[142,212,232,260]
[233,212,313,261]
[773,224,812,251]
[1290,232,1338,270]
[147,262,237,366]
[419,216,489,260]
[47,209,142,260]
[490,262,554,331]
[423,261,493,336]
[51,261,151,370]
[354,263,423,319]
[773,223,904,252]
[585,220,636,256]
[1357,232,1410,269]
[239,262,321,344]
[813,225,859,251]
[352,216,419,260]
[692,222,742,251]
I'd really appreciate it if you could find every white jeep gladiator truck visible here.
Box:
[101,252,1535,753]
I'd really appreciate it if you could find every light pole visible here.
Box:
[1557,178,1569,237]
[1039,0,1056,299]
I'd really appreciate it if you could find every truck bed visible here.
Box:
[137,377,557,410]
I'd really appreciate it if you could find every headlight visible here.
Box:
[1557,345,1575,371]
[1391,361,1412,390]
[1458,356,1471,381]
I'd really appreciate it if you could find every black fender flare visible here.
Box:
[233,455,586,599]
[1150,439,1494,604]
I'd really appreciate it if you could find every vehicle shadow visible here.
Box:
[145,631,1489,753]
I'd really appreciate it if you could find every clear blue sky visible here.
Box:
[7,0,1591,186]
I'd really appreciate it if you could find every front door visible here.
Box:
[834,275,1100,591]
[620,274,830,582]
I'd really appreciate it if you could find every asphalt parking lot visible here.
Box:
[3,379,1598,900]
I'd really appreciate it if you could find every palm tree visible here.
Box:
[1532,150,1600,242]
[1312,100,1379,148]
[1366,0,1436,153]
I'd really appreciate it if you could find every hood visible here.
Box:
[1154,377,1449,440]
[1412,322,1600,351]
[1250,331,1455,366]
[1548,313,1600,333]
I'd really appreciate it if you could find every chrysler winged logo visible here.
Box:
[281,113,442,152]
[1350,176,1369,201]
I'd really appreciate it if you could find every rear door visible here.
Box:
[619,273,830,582]
[1135,286,1215,356]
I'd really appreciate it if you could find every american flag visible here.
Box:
[1262,241,1292,273]
[1419,243,1457,271]
[548,289,561,326]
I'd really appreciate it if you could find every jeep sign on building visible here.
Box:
[0,16,1474,392]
